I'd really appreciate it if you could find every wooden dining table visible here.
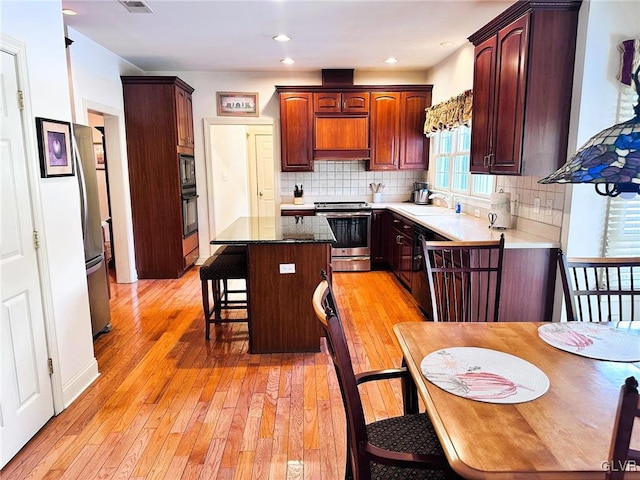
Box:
[393,321,640,480]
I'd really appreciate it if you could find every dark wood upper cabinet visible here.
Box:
[313,92,370,114]
[278,85,432,171]
[399,91,431,170]
[175,86,194,148]
[369,92,401,170]
[279,92,314,172]
[468,0,581,176]
[370,90,431,171]
[121,76,198,279]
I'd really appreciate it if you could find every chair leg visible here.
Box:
[401,358,419,414]
[213,278,223,323]
[202,279,211,340]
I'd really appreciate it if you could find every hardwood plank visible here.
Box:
[0,269,426,480]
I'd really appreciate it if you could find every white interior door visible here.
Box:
[1,49,54,468]
[247,125,275,218]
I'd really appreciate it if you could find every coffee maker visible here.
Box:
[412,182,430,204]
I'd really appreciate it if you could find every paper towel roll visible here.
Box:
[489,190,511,229]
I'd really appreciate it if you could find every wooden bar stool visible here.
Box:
[200,245,249,339]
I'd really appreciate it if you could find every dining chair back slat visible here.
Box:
[558,252,640,322]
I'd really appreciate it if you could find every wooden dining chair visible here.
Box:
[607,376,640,480]
[420,235,505,322]
[312,271,457,480]
[557,251,640,322]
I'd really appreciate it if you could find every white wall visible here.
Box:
[0,0,98,407]
[425,44,475,104]
[210,125,251,235]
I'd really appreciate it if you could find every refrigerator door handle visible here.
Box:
[72,131,89,240]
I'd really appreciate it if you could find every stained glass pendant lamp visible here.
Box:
[539,55,640,198]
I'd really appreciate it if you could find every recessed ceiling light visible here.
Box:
[440,41,454,47]
[273,34,291,42]
[281,57,295,65]
[62,8,77,15]
[384,57,398,64]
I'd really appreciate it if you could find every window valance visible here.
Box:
[423,89,472,137]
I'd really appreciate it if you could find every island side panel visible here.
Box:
[499,247,558,321]
[247,243,330,353]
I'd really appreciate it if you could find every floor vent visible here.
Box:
[118,0,154,13]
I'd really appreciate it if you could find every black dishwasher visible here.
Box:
[412,224,435,319]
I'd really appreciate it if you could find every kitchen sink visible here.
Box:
[396,205,457,216]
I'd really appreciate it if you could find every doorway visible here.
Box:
[88,113,115,282]
[203,118,279,258]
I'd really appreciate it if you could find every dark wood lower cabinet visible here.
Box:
[247,242,330,353]
[387,212,557,322]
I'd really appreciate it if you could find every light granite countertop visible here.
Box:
[280,202,559,249]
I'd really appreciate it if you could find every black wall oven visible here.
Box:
[179,154,196,189]
[315,202,372,272]
[179,153,198,237]
[182,188,198,237]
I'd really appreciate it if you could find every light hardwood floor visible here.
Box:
[1,268,426,480]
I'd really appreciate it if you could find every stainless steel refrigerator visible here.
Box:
[73,124,111,336]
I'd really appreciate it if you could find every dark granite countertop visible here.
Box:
[210,216,335,244]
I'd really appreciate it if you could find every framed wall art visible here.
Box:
[216,91,259,117]
[35,117,74,177]
[94,143,105,169]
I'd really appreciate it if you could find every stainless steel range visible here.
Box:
[315,201,372,272]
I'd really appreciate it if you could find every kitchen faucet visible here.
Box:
[428,192,452,209]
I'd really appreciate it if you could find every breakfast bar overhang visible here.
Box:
[210,216,334,354]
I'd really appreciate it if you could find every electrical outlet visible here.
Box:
[545,198,553,216]
[279,263,295,274]
[533,197,541,214]
[474,209,480,218]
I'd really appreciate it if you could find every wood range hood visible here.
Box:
[314,69,370,161]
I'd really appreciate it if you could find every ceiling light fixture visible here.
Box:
[62,8,77,15]
[384,57,398,65]
[273,34,291,42]
[440,41,454,47]
[281,57,295,65]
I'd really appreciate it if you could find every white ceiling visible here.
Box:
[62,0,514,73]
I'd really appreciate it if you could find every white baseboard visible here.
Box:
[61,357,100,409]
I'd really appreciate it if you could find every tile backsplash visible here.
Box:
[494,176,566,228]
[280,160,426,201]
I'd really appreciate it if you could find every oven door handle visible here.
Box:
[316,211,372,218]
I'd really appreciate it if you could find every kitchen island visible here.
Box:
[211,216,334,353]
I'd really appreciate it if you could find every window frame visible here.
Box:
[429,126,494,197]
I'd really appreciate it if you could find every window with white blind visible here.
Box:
[430,126,494,196]
[605,197,640,258]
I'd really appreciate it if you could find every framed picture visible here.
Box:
[94,143,105,169]
[217,91,259,117]
[35,117,74,177]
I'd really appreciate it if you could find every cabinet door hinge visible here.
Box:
[33,231,40,250]
[17,90,25,111]
[48,358,54,375]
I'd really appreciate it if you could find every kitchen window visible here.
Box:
[605,196,640,258]
[430,126,494,196]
